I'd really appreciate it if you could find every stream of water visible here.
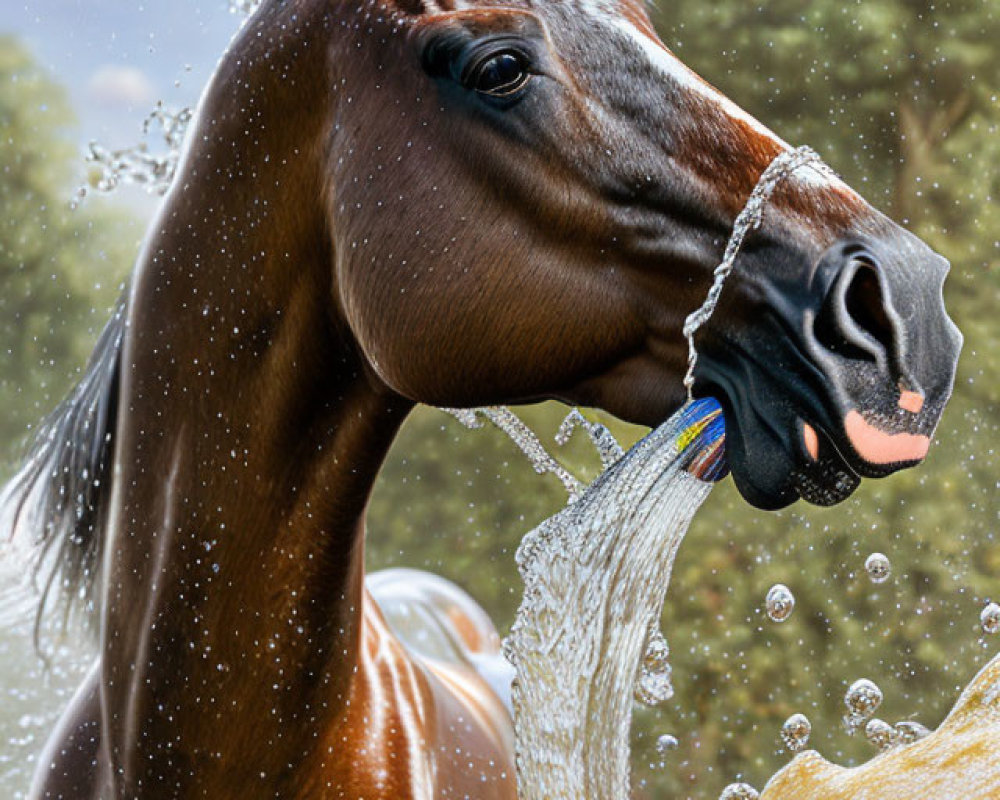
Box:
[504,398,726,799]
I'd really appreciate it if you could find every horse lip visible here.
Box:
[798,405,931,484]
[793,417,861,505]
[842,409,930,467]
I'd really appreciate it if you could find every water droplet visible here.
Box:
[843,678,883,732]
[555,408,625,468]
[719,782,760,800]
[894,720,931,744]
[780,712,811,753]
[865,552,891,584]
[864,717,896,751]
[634,630,673,706]
[765,583,795,622]
[980,601,1000,634]
[655,733,678,756]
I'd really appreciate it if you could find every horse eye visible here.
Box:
[469,52,530,97]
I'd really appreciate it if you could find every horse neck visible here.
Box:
[103,18,414,783]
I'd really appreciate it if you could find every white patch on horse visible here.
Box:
[612,19,842,192]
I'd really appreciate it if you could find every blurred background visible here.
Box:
[1,1,998,797]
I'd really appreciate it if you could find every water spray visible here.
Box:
[496,146,831,800]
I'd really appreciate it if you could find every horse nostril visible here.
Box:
[814,259,896,365]
[844,263,894,352]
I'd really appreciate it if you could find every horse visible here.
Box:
[6,0,960,796]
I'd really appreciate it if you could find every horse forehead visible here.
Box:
[545,6,785,141]
[531,3,853,194]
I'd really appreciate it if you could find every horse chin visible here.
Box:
[711,392,862,511]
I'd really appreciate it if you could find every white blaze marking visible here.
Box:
[611,19,844,191]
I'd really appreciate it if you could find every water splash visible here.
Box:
[893,720,930,744]
[228,0,262,14]
[765,583,795,623]
[444,407,585,497]
[71,0,264,210]
[719,782,760,800]
[864,552,891,584]
[503,398,725,800]
[655,733,679,756]
[76,103,192,203]
[863,718,896,751]
[843,678,883,734]
[555,409,625,469]
[634,628,674,706]
[980,601,1000,634]
[780,713,811,753]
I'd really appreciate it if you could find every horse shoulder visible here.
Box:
[310,596,515,799]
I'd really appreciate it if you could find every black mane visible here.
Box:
[1,291,126,638]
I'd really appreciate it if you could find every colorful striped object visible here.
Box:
[675,397,729,483]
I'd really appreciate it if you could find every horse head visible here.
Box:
[294,0,962,509]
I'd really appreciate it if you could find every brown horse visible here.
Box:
[8,0,960,796]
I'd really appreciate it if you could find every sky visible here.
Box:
[5,1,249,217]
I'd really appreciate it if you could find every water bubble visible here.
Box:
[765,583,795,622]
[894,720,931,745]
[229,0,262,14]
[864,552,891,584]
[82,103,193,199]
[719,782,760,800]
[780,712,811,753]
[980,601,1000,634]
[844,678,883,732]
[864,717,896,751]
[634,630,674,706]
[655,733,679,756]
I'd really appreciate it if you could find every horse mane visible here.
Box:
[1,290,127,640]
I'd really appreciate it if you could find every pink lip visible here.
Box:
[802,423,819,461]
[844,410,930,465]
[898,390,925,414]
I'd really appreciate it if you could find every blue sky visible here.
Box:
[6,1,248,216]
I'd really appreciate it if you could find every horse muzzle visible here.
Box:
[696,228,963,510]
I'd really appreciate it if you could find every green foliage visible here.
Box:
[0,36,137,460]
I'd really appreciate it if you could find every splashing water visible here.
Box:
[863,718,896,751]
[228,0,262,14]
[980,601,1000,634]
[718,782,760,800]
[781,713,811,753]
[444,406,587,497]
[893,720,930,744]
[554,409,626,469]
[655,733,679,756]
[71,0,266,210]
[765,583,795,623]
[76,103,193,204]
[503,398,726,800]
[634,628,674,706]
[864,552,891,584]
[843,678,883,734]
[492,147,830,798]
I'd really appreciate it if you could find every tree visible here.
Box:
[0,36,137,461]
